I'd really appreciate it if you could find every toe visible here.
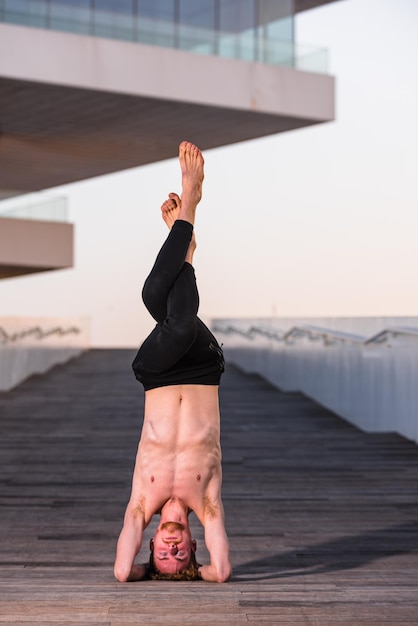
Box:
[168,192,181,206]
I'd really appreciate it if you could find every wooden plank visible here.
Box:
[1,349,418,625]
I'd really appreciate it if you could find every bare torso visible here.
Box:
[130,384,222,527]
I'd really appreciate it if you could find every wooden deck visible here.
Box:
[1,349,418,625]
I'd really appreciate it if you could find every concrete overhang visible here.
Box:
[0,23,335,196]
[295,0,344,12]
[0,217,74,278]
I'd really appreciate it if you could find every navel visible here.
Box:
[196,474,201,482]
[150,475,155,483]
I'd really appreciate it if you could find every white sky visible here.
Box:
[2,0,418,347]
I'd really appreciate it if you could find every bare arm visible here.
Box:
[199,500,232,583]
[114,505,147,582]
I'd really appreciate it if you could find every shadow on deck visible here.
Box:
[1,349,418,625]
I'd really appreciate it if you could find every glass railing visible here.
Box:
[0,194,68,222]
[296,42,329,74]
[0,3,328,74]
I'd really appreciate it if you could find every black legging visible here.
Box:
[133,220,220,376]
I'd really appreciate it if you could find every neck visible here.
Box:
[160,497,189,524]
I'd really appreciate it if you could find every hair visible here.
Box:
[143,549,202,581]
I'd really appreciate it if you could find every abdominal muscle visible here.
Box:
[133,384,222,522]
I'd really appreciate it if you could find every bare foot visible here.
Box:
[161,190,197,264]
[161,192,181,230]
[178,141,204,225]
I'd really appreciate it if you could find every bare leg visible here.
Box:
[178,141,204,226]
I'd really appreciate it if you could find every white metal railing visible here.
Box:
[213,317,418,444]
[0,324,81,344]
[213,322,418,347]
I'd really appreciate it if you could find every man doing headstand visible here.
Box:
[114,141,231,583]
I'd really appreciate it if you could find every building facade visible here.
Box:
[0,0,340,277]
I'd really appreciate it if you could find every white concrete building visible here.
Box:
[0,0,340,387]
[0,0,338,277]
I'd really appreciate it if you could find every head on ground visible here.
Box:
[146,521,202,581]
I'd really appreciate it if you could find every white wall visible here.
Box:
[0,316,89,391]
[214,316,418,444]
